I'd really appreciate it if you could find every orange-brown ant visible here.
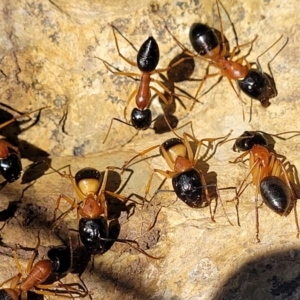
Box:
[227,131,300,242]
[121,130,232,222]
[47,164,160,259]
[0,235,89,299]
[0,107,48,183]
[96,25,195,143]
[165,0,284,111]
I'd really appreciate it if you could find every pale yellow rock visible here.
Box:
[0,0,299,299]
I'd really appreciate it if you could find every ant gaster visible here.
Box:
[229,131,299,242]
[0,235,88,299]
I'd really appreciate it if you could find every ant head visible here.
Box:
[160,138,187,163]
[189,23,221,58]
[75,168,101,195]
[233,131,268,152]
[131,108,152,130]
[0,151,22,183]
[47,245,71,275]
[79,217,109,255]
[238,69,277,106]
[137,36,159,72]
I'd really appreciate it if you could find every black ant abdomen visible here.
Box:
[172,169,204,207]
[137,37,160,72]
[0,151,22,183]
[233,131,268,152]
[189,23,221,57]
[238,69,277,107]
[75,167,101,184]
[131,108,152,129]
[79,217,109,255]
[47,245,72,275]
[260,176,291,216]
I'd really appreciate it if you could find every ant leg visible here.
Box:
[183,131,232,164]
[229,36,258,61]
[230,150,251,164]
[97,166,124,217]
[121,144,160,170]
[144,169,174,204]
[164,25,195,56]
[47,164,87,203]
[98,57,140,77]
[192,68,221,110]
[150,80,197,108]
[124,88,138,122]
[25,235,40,274]
[110,24,138,67]
[0,106,49,131]
[33,282,89,298]
[53,194,80,223]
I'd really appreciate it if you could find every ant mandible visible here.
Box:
[0,235,89,299]
[166,0,283,111]
[122,130,232,223]
[97,24,195,143]
[0,106,48,183]
[228,131,300,242]
[48,164,160,259]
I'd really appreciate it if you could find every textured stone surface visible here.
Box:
[0,0,300,299]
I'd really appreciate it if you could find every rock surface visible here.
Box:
[0,0,300,299]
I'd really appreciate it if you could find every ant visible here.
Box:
[228,131,300,242]
[121,130,232,222]
[47,164,160,259]
[165,0,284,112]
[0,235,89,299]
[96,24,195,143]
[0,106,48,183]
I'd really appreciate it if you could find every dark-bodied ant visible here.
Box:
[166,0,284,112]
[47,164,160,259]
[96,25,195,143]
[0,106,48,183]
[0,235,89,299]
[121,130,232,222]
[227,131,300,242]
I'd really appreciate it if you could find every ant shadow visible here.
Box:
[154,51,197,134]
[213,247,300,300]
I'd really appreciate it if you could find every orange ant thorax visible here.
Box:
[82,195,103,218]
[174,156,193,173]
[20,260,52,291]
[135,73,151,110]
[250,145,270,183]
[217,58,248,80]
